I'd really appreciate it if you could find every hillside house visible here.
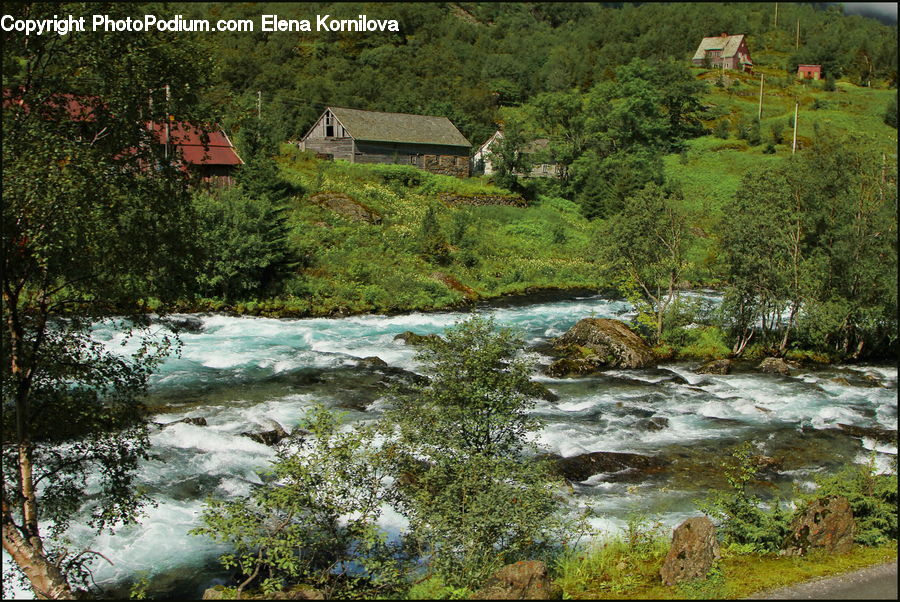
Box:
[2,90,242,186]
[473,130,561,178]
[149,121,243,186]
[300,106,471,177]
[797,64,822,80]
[692,33,753,73]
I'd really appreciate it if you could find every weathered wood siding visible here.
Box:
[354,141,469,176]
[302,137,355,162]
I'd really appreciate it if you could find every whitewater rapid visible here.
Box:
[5,293,896,599]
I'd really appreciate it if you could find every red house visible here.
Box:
[148,121,243,186]
[3,89,242,186]
[797,64,822,80]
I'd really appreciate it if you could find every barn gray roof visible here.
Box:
[327,106,471,147]
[692,34,746,60]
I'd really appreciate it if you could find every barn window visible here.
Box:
[409,155,417,165]
[325,112,334,137]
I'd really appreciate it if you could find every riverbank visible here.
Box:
[555,542,897,600]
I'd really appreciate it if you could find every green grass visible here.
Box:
[554,538,897,600]
[239,147,603,317]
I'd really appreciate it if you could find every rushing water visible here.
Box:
[5,292,897,599]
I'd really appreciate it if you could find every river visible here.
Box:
[5,292,897,599]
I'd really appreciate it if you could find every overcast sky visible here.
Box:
[837,2,898,24]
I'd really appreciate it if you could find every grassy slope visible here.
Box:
[219,70,893,317]
[242,149,600,316]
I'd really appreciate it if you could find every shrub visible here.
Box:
[190,405,404,599]
[698,442,791,553]
[806,456,897,546]
[386,317,579,588]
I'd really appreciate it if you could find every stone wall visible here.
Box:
[422,154,469,177]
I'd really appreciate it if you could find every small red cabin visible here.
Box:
[148,121,243,186]
[797,64,822,80]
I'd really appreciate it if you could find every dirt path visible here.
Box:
[746,561,897,600]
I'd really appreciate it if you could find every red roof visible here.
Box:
[149,121,243,166]
[4,90,242,167]
[797,64,822,73]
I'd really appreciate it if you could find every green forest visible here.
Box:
[2,2,898,599]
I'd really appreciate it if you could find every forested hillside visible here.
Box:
[178,2,897,144]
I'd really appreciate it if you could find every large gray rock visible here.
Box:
[472,560,561,600]
[552,451,668,483]
[695,359,733,375]
[659,516,720,585]
[781,496,855,556]
[548,318,656,377]
[757,357,798,376]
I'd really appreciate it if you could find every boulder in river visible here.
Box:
[835,423,898,445]
[638,416,670,431]
[757,357,798,376]
[519,380,559,402]
[695,359,733,375]
[393,331,443,346]
[355,356,388,368]
[659,516,720,585]
[781,496,855,556]
[548,318,656,377]
[551,451,668,482]
[471,560,560,600]
[241,423,289,446]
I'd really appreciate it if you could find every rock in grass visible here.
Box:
[659,516,720,586]
[781,496,855,556]
[472,560,561,600]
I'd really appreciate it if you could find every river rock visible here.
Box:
[159,314,205,333]
[552,451,668,482]
[241,423,289,446]
[519,380,559,402]
[638,416,670,431]
[355,356,388,368]
[659,516,720,585]
[781,496,855,556]
[756,357,798,376]
[836,423,898,445]
[695,359,733,375]
[548,318,656,376]
[154,416,208,429]
[471,560,560,600]
[393,331,443,346]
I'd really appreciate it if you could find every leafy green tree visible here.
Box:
[719,166,794,355]
[419,205,450,265]
[597,184,689,345]
[486,122,533,192]
[1,3,211,597]
[386,317,574,588]
[192,406,402,599]
[193,188,295,301]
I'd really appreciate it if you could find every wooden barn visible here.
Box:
[472,130,561,178]
[692,33,753,72]
[149,121,243,186]
[300,106,471,177]
[797,64,822,80]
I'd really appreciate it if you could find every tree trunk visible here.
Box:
[1,515,77,600]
